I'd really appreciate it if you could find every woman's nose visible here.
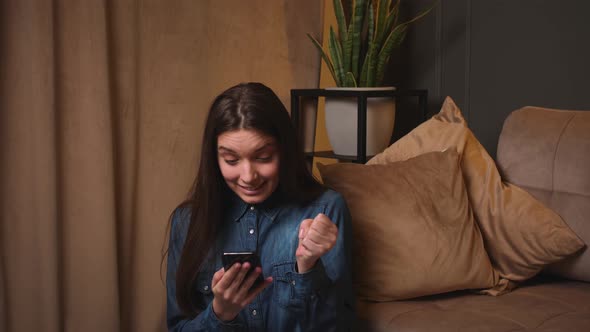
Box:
[240,162,258,184]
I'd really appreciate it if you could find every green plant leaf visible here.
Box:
[375,25,407,86]
[306,33,338,86]
[392,0,400,27]
[368,1,375,43]
[374,0,437,85]
[334,0,348,42]
[374,0,389,44]
[359,52,369,86]
[366,2,379,86]
[328,26,345,86]
[334,0,353,74]
[380,1,397,47]
[375,55,390,85]
[343,21,354,74]
[344,72,358,87]
[397,1,437,27]
[367,43,378,86]
[351,0,366,79]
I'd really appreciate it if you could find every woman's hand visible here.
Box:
[211,263,272,322]
[295,213,338,273]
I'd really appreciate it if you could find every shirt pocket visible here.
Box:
[271,261,304,310]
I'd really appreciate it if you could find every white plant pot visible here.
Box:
[325,87,396,156]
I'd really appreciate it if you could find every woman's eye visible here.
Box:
[224,159,238,165]
[256,156,272,162]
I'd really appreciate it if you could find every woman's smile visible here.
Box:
[238,182,265,195]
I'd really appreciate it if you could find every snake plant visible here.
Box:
[308,0,435,87]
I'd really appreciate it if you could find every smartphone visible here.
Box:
[222,252,264,287]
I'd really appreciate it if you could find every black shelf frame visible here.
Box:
[290,88,428,164]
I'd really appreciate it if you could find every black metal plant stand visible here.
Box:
[290,88,428,164]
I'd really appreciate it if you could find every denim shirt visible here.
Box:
[166,189,355,331]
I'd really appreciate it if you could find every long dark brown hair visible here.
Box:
[171,82,324,317]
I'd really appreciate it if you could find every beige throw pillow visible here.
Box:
[319,150,497,301]
[368,97,585,288]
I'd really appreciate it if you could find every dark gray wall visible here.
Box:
[385,0,590,158]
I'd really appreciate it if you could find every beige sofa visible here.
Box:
[355,107,590,331]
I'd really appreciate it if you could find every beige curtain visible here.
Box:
[0,1,323,331]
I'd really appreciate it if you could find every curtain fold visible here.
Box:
[0,1,323,331]
[1,1,62,331]
[104,1,140,331]
[54,1,121,331]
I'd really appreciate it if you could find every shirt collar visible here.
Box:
[226,189,283,223]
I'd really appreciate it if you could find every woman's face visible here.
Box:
[217,129,280,204]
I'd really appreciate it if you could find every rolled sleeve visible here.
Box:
[291,260,330,299]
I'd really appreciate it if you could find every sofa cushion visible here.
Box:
[357,278,590,332]
[318,150,497,301]
[497,107,590,282]
[367,97,585,288]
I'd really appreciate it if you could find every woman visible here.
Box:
[166,82,355,331]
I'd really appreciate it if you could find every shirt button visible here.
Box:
[203,285,209,291]
[252,309,257,316]
[250,206,255,211]
[249,229,255,235]
[291,280,296,286]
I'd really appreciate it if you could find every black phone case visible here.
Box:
[222,252,260,271]
[222,252,264,287]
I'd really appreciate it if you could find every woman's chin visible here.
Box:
[238,192,269,204]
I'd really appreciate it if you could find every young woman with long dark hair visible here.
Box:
[166,82,355,331]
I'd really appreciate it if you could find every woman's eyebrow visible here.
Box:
[218,143,273,153]
[218,146,237,153]
[254,143,273,152]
